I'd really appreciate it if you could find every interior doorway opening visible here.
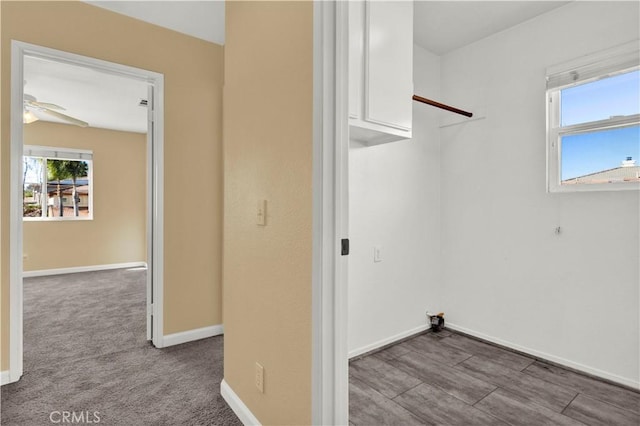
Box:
[8,41,165,384]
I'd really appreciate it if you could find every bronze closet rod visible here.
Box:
[413,95,473,118]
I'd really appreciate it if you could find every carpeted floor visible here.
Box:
[1,268,241,426]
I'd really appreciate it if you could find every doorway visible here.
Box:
[8,41,165,383]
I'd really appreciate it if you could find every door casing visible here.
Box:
[8,41,165,384]
[311,2,350,424]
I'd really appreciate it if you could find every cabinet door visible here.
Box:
[364,1,413,131]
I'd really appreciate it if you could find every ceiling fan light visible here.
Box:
[23,110,39,124]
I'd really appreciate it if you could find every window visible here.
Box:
[547,41,640,192]
[23,146,93,220]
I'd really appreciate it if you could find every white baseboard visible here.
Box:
[23,262,147,278]
[446,322,640,390]
[1,370,11,386]
[220,379,261,426]
[162,324,224,347]
[349,324,431,359]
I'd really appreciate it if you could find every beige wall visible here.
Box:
[1,1,224,370]
[23,122,146,271]
[223,2,313,424]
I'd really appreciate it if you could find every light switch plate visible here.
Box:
[255,362,264,393]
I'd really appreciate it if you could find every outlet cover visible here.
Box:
[374,246,382,262]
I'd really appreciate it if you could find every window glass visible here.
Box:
[23,155,92,219]
[561,125,640,184]
[560,70,640,127]
[23,156,45,218]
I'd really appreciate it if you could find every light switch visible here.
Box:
[257,200,267,226]
[255,362,264,393]
[374,246,382,262]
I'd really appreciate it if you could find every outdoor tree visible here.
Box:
[22,157,44,217]
[23,157,33,215]
[47,159,70,217]
[23,157,33,216]
[23,157,31,192]
[64,160,89,216]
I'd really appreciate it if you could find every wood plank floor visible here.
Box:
[349,329,640,426]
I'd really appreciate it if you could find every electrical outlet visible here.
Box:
[374,246,382,262]
[255,362,264,393]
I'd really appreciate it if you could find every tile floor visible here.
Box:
[349,329,640,426]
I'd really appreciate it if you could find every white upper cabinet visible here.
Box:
[349,0,413,146]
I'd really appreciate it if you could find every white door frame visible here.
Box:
[311,1,350,424]
[8,41,165,384]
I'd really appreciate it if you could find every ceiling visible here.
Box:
[24,56,149,133]
[87,1,225,45]
[85,1,570,55]
[25,1,571,134]
[414,1,570,54]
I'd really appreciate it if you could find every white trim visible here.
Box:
[10,41,165,381]
[1,370,11,386]
[146,85,154,341]
[333,2,351,423]
[220,379,261,426]
[162,324,224,347]
[23,145,93,159]
[546,40,639,90]
[446,322,640,390]
[23,216,94,222]
[348,324,431,359]
[149,71,165,350]
[312,1,331,424]
[311,1,350,425]
[10,40,25,385]
[22,262,147,278]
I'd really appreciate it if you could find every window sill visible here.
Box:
[548,182,640,193]
[23,216,94,222]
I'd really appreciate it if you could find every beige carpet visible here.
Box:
[1,268,240,426]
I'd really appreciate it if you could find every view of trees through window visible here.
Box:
[23,156,91,219]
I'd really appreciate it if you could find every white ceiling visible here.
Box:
[85,1,569,55]
[414,1,571,55]
[24,56,149,133]
[86,0,225,45]
[26,1,572,134]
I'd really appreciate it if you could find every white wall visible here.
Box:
[348,45,442,356]
[439,1,639,388]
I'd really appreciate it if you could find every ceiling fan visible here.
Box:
[23,93,88,127]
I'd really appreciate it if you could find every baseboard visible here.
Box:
[348,324,431,359]
[163,324,224,347]
[23,262,147,278]
[446,322,640,390]
[220,379,261,425]
[1,370,11,386]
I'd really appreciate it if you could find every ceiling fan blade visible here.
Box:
[30,101,66,111]
[41,109,89,127]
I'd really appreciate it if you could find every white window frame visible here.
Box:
[23,145,94,221]
[546,40,640,193]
